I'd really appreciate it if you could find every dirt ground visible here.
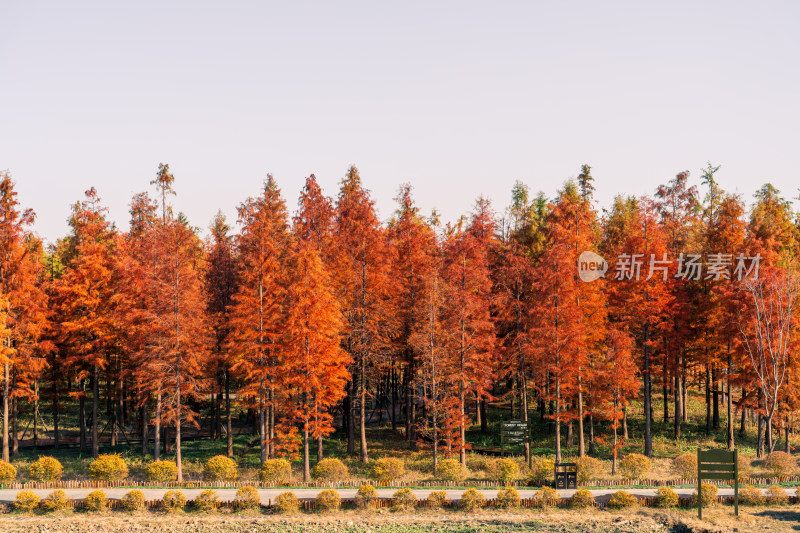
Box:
[0,507,797,533]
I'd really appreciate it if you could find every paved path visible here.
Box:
[0,486,792,504]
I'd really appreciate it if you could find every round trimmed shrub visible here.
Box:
[89,453,129,482]
[194,489,219,512]
[692,482,718,507]
[274,491,299,514]
[489,458,520,485]
[619,454,651,480]
[311,458,348,482]
[234,486,260,510]
[497,486,521,508]
[656,486,679,508]
[671,453,697,480]
[427,490,448,508]
[83,490,108,512]
[315,489,341,512]
[371,457,405,483]
[738,455,753,481]
[162,490,187,511]
[120,489,145,511]
[258,458,292,485]
[0,460,17,483]
[435,458,467,482]
[29,456,63,482]
[766,485,789,505]
[14,490,40,512]
[203,455,237,482]
[526,458,555,486]
[534,486,559,507]
[392,487,417,511]
[576,456,604,484]
[740,484,764,506]
[607,490,638,509]
[356,484,377,508]
[460,488,486,512]
[569,487,594,509]
[764,451,798,479]
[146,460,178,484]
[40,489,69,512]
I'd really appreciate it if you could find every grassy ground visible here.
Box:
[8,388,794,485]
[0,505,797,532]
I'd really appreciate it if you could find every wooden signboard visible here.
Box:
[500,420,529,456]
[697,447,738,519]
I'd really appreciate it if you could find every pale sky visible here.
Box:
[2,1,798,243]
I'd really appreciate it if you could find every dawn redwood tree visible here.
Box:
[52,187,118,458]
[205,212,238,457]
[333,166,392,462]
[283,242,350,480]
[0,173,47,462]
[228,176,290,464]
[441,198,496,467]
[387,184,436,448]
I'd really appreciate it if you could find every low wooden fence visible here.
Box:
[3,475,798,491]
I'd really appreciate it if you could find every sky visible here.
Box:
[1,1,799,244]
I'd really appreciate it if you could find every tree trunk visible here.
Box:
[79,380,87,453]
[712,366,720,429]
[577,381,585,457]
[346,380,355,456]
[480,399,488,433]
[11,388,17,457]
[141,402,148,456]
[226,369,233,458]
[92,364,99,458]
[154,391,161,461]
[726,352,734,451]
[259,403,267,466]
[623,405,629,440]
[643,322,652,457]
[674,370,682,439]
[360,356,368,462]
[555,376,562,463]
[757,413,765,458]
[2,362,8,463]
[705,365,711,436]
[588,415,595,455]
[303,420,310,481]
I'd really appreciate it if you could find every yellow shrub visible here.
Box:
[671,453,697,479]
[607,490,638,509]
[739,484,764,506]
[89,454,129,482]
[145,460,178,484]
[656,486,679,508]
[83,490,108,512]
[28,457,63,482]
[311,458,348,482]
[619,454,651,479]
[533,486,559,507]
[120,489,145,511]
[738,455,753,481]
[489,458,520,485]
[497,486,521,508]
[766,485,789,505]
[435,458,467,482]
[315,489,341,511]
[162,490,186,511]
[764,451,798,479]
[691,483,718,507]
[460,488,486,511]
[427,490,448,508]
[274,491,299,514]
[526,458,555,486]
[258,458,292,485]
[392,487,417,511]
[356,484,377,508]
[576,456,604,484]
[203,455,237,482]
[371,457,405,483]
[234,486,260,510]
[14,490,40,512]
[570,488,594,508]
[194,489,219,512]
[40,489,69,512]
[0,460,17,483]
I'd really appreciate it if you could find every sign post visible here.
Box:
[500,420,529,457]
[697,447,738,519]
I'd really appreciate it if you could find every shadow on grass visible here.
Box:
[755,509,800,530]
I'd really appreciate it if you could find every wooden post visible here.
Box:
[697,446,702,520]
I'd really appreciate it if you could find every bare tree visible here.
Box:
[739,264,799,455]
